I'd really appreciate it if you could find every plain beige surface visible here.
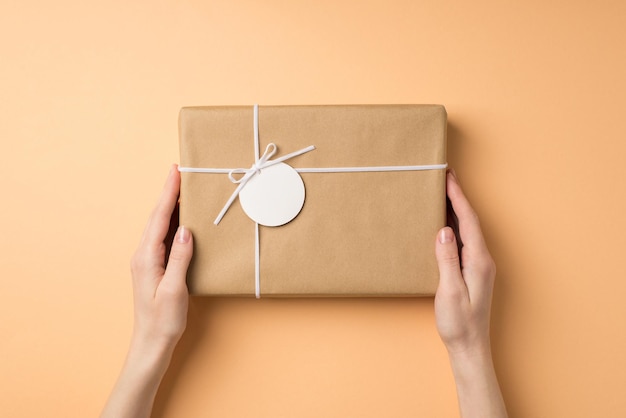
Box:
[1,0,625,417]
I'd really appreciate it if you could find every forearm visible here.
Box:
[101,336,174,418]
[448,347,508,418]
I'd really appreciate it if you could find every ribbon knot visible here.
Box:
[214,142,315,225]
[228,143,278,184]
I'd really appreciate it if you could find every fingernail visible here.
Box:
[178,226,190,243]
[449,168,458,181]
[439,228,454,244]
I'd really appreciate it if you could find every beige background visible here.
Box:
[1,0,625,417]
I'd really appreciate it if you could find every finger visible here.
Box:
[141,165,181,249]
[446,170,488,254]
[446,170,495,302]
[435,227,468,301]
[164,202,180,263]
[446,196,463,267]
[161,225,193,292]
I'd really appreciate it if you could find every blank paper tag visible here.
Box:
[239,162,306,227]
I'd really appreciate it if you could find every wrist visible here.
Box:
[448,342,494,377]
[100,332,176,418]
[447,344,508,418]
[447,339,491,358]
[130,322,182,354]
[127,333,176,375]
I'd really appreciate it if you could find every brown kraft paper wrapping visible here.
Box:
[179,105,447,297]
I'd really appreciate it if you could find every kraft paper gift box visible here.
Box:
[179,105,447,297]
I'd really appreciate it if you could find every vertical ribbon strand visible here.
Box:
[254,105,261,299]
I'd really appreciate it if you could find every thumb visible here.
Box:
[162,225,193,290]
[435,227,464,293]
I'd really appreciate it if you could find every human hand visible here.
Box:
[101,166,193,418]
[434,170,507,418]
[130,164,193,353]
[434,169,496,356]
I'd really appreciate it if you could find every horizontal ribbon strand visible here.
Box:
[180,163,448,174]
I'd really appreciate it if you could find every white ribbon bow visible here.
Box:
[214,142,316,225]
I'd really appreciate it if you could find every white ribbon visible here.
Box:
[214,142,316,225]
[178,104,448,298]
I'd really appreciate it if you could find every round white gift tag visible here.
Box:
[239,162,305,227]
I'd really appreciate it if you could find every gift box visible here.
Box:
[179,104,447,297]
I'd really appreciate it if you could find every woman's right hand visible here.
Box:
[434,170,507,418]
